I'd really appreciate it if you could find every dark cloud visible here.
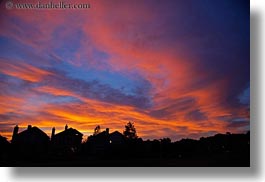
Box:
[238,85,250,106]
[0,125,15,133]
[176,126,189,131]
[149,97,196,119]
[185,109,208,121]
[41,69,153,109]
[153,0,249,111]
[0,112,21,121]
[227,118,249,129]
[0,73,33,94]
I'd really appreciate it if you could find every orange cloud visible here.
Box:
[0,59,52,82]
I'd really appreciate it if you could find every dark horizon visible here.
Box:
[1,123,250,143]
[0,122,250,167]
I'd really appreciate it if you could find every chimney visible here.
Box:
[106,128,109,135]
[27,125,32,130]
[65,124,68,130]
[51,127,55,140]
[12,125,19,143]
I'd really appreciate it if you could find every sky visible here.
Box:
[0,0,250,141]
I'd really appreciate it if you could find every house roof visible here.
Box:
[110,131,124,137]
[16,126,50,141]
[54,128,83,137]
[89,130,124,141]
[94,130,108,138]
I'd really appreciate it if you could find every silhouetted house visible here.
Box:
[51,125,83,154]
[0,135,9,147]
[0,135,10,163]
[11,125,50,156]
[88,128,109,154]
[109,131,125,145]
[88,128,125,154]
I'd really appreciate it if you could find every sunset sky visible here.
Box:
[0,0,249,141]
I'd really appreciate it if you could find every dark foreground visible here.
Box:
[0,132,250,167]
[4,154,249,167]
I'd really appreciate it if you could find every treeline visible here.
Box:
[82,131,250,166]
[0,129,250,166]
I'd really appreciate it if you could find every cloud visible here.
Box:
[185,109,208,121]
[38,68,153,109]
[226,118,250,133]
[0,58,53,82]
[149,97,196,119]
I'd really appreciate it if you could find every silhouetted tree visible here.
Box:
[123,122,138,139]
[160,138,171,144]
[93,125,101,136]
